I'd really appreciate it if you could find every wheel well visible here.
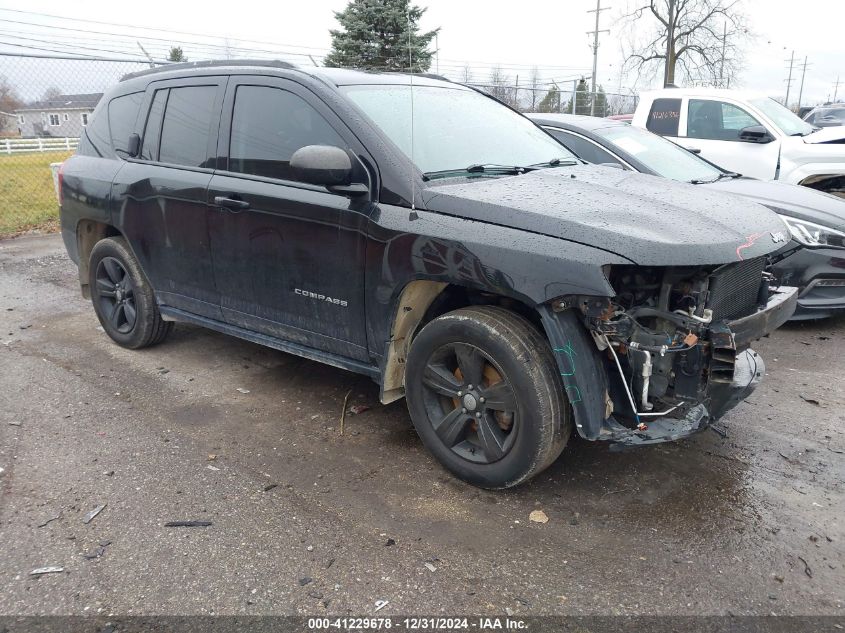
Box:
[380,281,546,404]
[76,220,122,298]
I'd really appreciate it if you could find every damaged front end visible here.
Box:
[545,257,798,447]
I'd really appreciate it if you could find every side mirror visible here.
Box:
[685,147,702,154]
[127,133,141,157]
[738,125,774,144]
[290,145,353,186]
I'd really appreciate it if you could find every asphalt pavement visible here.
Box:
[0,234,843,617]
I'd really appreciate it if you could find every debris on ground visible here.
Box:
[263,483,278,492]
[306,545,314,552]
[236,388,250,394]
[385,538,396,546]
[347,404,370,416]
[82,504,106,525]
[30,566,64,576]
[8,420,22,426]
[797,556,813,578]
[710,425,728,439]
[37,512,61,528]
[424,562,437,572]
[82,541,111,560]
[164,520,212,528]
[800,395,821,406]
[298,577,313,586]
[374,599,389,612]
[339,389,352,435]
[207,464,220,471]
[207,454,217,461]
[529,510,549,524]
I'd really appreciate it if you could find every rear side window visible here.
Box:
[158,86,217,167]
[228,85,346,181]
[546,129,621,166]
[108,92,144,156]
[646,98,681,136]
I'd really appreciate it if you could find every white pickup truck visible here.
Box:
[632,88,845,196]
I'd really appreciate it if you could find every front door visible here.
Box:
[207,78,372,361]
[114,78,226,319]
[681,98,781,180]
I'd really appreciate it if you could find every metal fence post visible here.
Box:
[5,139,9,155]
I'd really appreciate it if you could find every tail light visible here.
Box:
[57,162,65,206]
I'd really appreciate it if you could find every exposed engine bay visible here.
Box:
[571,257,774,430]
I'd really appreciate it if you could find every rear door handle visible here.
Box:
[213,196,250,211]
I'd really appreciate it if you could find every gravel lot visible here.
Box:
[0,234,843,617]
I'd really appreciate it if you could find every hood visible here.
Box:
[802,126,845,144]
[421,165,787,266]
[705,177,845,232]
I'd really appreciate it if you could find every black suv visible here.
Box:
[59,60,797,489]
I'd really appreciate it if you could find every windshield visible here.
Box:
[341,84,575,175]
[594,124,722,183]
[750,97,815,136]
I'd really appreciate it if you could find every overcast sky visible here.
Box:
[0,0,843,104]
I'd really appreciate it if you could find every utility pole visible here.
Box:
[587,0,610,116]
[834,76,842,102]
[663,0,676,87]
[784,50,795,108]
[797,56,810,110]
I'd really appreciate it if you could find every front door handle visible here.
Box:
[213,196,250,211]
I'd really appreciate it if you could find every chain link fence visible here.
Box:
[0,52,639,236]
[0,53,155,235]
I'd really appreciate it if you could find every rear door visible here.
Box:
[207,76,373,361]
[680,97,781,179]
[112,77,226,319]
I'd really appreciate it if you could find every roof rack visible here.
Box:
[120,59,297,82]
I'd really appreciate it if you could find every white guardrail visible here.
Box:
[3,137,79,154]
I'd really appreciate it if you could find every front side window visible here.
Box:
[341,84,573,175]
[48,113,60,126]
[228,85,346,181]
[646,98,682,136]
[158,85,217,167]
[594,124,722,183]
[687,99,761,141]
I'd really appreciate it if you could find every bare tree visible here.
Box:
[619,0,749,87]
[460,64,473,84]
[528,66,542,112]
[42,86,63,101]
[488,66,517,107]
[0,76,22,134]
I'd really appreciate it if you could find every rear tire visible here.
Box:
[405,306,571,489]
[89,237,172,349]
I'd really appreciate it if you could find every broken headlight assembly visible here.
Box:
[780,215,845,249]
[575,260,772,427]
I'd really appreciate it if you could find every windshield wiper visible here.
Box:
[527,158,581,168]
[689,171,741,185]
[422,163,533,181]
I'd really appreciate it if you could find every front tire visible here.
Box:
[405,306,572,489]
[89,237,172,349]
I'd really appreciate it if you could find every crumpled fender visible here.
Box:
[537,305,610,440]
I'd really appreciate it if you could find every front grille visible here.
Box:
[707,257,766,320]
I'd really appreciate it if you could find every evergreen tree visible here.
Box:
[538,85,560,113]
[167,47,187,62]
[323,0,439,72]
[574,78,590,115]
[593,85,608,117]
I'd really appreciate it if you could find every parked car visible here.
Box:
[59,61,797,489]
[529,113,845,320]
[803,105,845,128]
[631,88,845,198]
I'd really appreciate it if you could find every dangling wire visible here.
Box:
[407,11,416,212]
